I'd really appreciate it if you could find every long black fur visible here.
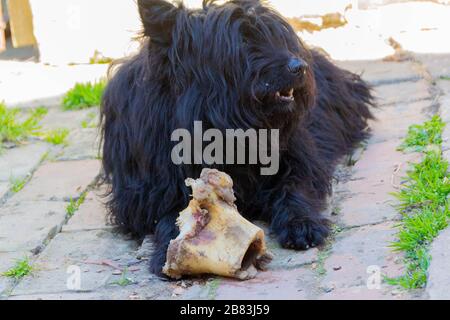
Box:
[100,0,375,275]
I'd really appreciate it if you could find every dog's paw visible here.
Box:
[277,218,330,250]
[149,247,169,278]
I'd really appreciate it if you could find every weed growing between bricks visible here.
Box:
[1,257,34,280]
[388,116,450,289]
[62,80,106,110]
[0,102,48,151]
[398,116,445,152]
[9,175,30,193]
[66,192,87,217]
[206,279,222,300]
[111,268,134,287]
[42,128,70,146]
[314,225,342,277]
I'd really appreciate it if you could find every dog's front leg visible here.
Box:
[270,188,330,250]
[150,213,179,276]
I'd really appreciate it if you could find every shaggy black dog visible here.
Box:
[100,0,374,275]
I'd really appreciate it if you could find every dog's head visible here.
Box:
[138,0,316,130]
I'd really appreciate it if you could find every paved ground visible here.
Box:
[1,2,450,300]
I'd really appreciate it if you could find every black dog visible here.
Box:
[100,0,374,275]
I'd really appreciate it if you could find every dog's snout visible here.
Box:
[287,58,308,76]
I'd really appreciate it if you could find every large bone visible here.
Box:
[163,169,273,280]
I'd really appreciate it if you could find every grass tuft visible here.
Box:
[43,128,70,146]
[111,269,134,287]
[66,193,87,217]
[2,257,33,280]
[398,115,445,152]
[9,176,28,193]
[389,116,450,289]
[62,80,106,110]
[206,278,221,300]
[395,151,450,211]
[0,103,48,149]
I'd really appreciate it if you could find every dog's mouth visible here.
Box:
[274,87,295,103]
[259,81,301,114]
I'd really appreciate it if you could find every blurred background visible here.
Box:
[1,0,449,107]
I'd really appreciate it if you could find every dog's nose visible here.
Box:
[288,58,308,76]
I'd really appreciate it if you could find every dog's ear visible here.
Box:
[138,0,179,45]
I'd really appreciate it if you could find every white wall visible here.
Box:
[29,0,142,65]
[28,0,356,65]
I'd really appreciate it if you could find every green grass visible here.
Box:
[111,269,133,287]
[206,279,221,300]
[9,176,28,193]
[314,227,339,276]
[43,128,70,146]
[62,80,106,111]
[388,116,450,289]
[315,250,329,276]
[395,151,450,211]
[0,103,48,149]
[2,257,33,280]
[66,193,87,217]
[440,76,450,81]
[398,115,445,152]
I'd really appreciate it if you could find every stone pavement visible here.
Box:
[0,53,448,300]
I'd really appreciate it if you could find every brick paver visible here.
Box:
[62,190,111,232]
[40,108,98,131]
[0,201,67,253]
[426,228,450,300]
[335,60,422,86]
[319,222,405,294]
[374,79,431,106]
[9,160,100,202]
[338,139,422,228]
[0,143,48,182]
[57,129,101,161]
[368,100,428,144]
